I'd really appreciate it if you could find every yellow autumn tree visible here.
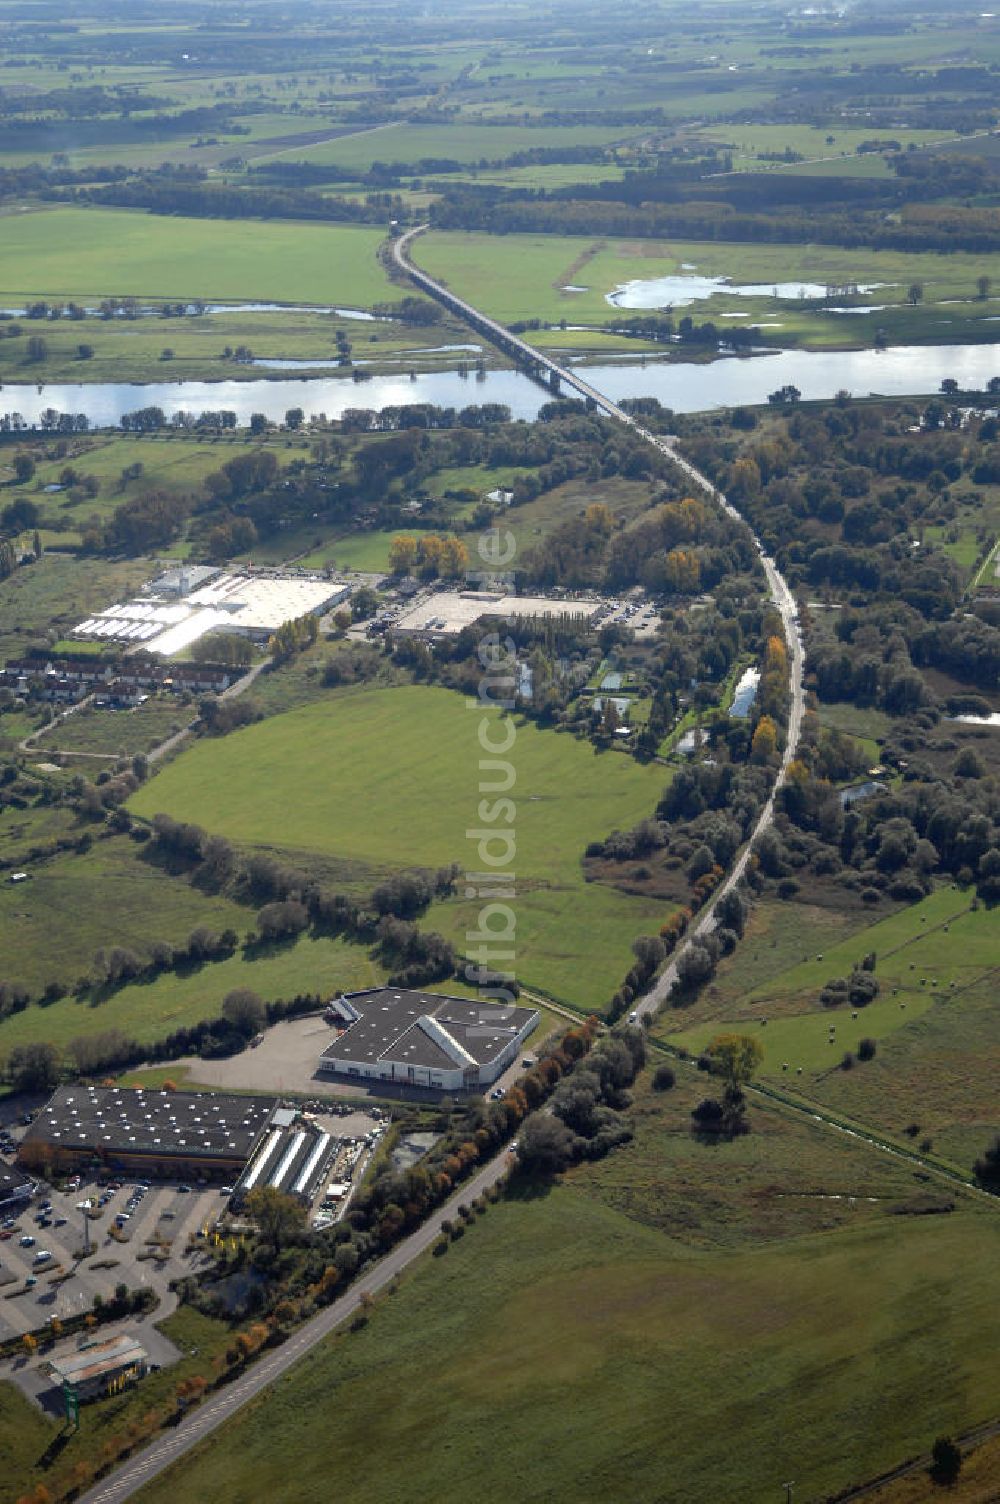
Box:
[751,714,779,764]
[387,534,418,575]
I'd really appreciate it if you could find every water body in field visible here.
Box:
[730,666,760,718]
[3,341,999,428]
[607,274,886,309]
[0,302,385,321]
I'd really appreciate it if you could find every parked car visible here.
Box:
[19,1234,34,1248]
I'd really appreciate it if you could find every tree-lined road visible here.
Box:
[392,225,806,1016]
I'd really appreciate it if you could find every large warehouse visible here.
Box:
[18,1086,337,1202]
[319,988,539,1091]
[18,1086,277,1181]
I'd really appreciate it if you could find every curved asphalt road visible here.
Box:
[392,226,806,1017]
[79,1148,514,1503]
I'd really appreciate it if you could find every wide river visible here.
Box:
[2,341,998,427]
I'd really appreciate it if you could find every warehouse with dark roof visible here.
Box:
[319,988,539,1091]
[17,1086,277,1181]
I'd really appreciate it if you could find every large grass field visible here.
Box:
[0,837,249,995]
[256,122,636,171]
[134,1074,1000,1504]
[0,207,392,308]
[658,888,1000,1172]
[0,929,384,1055]
[130,684,667,1009]
[413,230,1000,335]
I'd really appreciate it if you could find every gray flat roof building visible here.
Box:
[18,1086,277,1179]
[320,988,539,1091]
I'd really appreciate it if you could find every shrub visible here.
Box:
[857,1037,877,1062]
[652,1064,676,1092]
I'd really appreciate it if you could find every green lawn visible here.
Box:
[0,1381,56,1498]
[134,1102,1000,1504]
[130,684,667,1008]
[0,206,392,308]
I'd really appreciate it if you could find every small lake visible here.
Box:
[948,713,1000,726]
[607,275,886,310]
[3,341,1000,427]
[840,780,887,807]
[730,665,760,718]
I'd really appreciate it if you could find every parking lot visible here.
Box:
[593,594,662,640]
[0,1162,226,1344]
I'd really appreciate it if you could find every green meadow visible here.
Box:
[414,230,1000,336]
[0,930,383,1055]
[659,888,1000,1170]
[134,1075,1000,1504]
[257,122,635,171]
[130,685,668,1009]
[0,207,391,307]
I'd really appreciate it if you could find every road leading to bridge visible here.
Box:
[392,226,806,1016]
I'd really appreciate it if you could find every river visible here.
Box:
[2,341,998,428]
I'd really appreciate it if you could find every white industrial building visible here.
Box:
[72,570,351,657]
[318,988,539,1091]
[392,590,602,639]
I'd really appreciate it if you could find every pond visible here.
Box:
[606,274,887,310]
[730,665,760,718]
[2,341,999,428]
[0,301,386,321]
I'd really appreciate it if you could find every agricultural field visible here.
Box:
[129,684,668,1009]
[134,1073,1000,1504]
[694,123,962,169]
[256,122,639,171]
[0,208,392,309]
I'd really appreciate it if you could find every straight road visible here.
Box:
[391,226,806,1017]
[79,1148,514,1504]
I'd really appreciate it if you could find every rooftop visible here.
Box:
[20,1086,277,1163]
[394,590,601,637]
[321,989,537,1072]
[0,1159,33,1201]
[48,1333,148,1387]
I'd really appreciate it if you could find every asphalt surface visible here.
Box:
[392,226,807,1020]
[79,1148,514,1504]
